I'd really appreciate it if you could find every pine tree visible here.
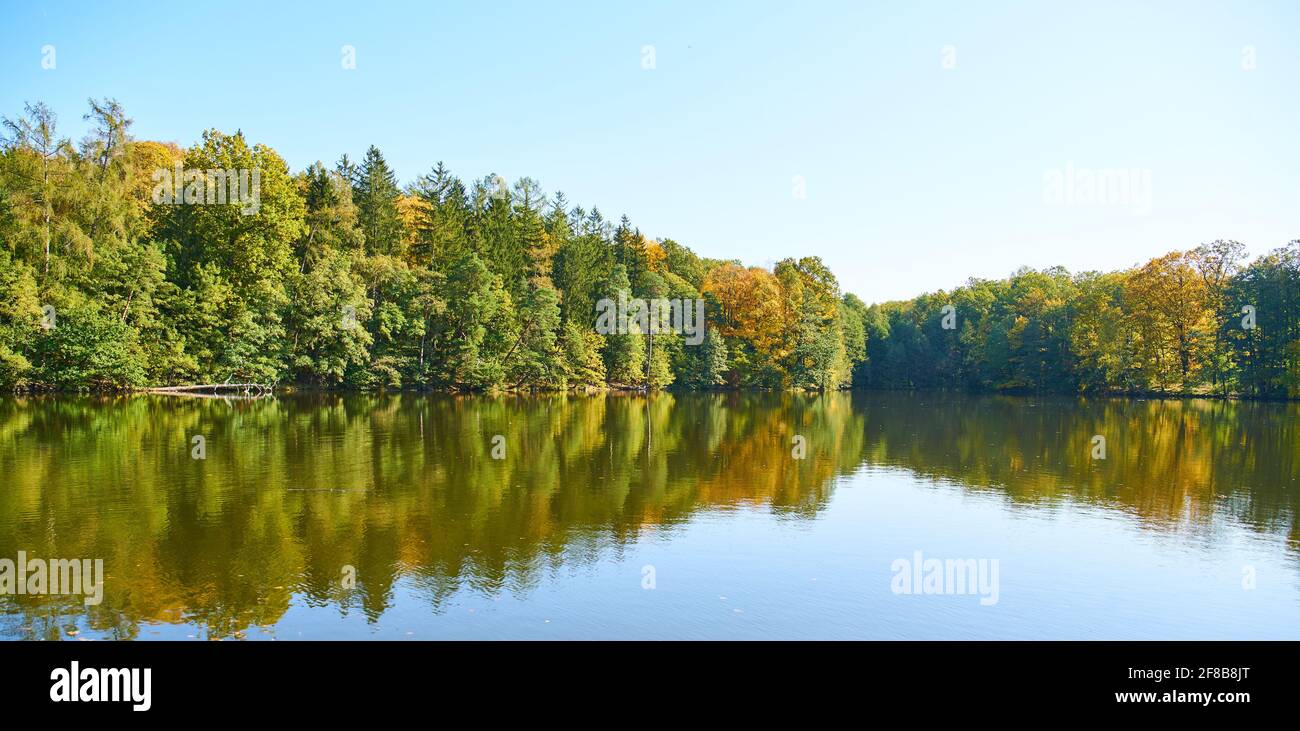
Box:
[469,173,523,291]
[613,216,648,290]
[299,162,362,267]
[436,252,515,389]
[353,146,404,257]
[515,191,552,288]
[681,326,729,389]
[601,265,644,386]
[554,207,611,326]
[410,161,469,269]
[563,320,606,387]
[507,282,564,388]
[639,270,674,389]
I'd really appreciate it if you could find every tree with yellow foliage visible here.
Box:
[702,263,788,386]
[1123,251,1212,391]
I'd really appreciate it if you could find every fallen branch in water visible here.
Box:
[144,382,274,398]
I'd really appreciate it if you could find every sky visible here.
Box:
[2,0,1297,303]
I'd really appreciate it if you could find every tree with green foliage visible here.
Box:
[353,146,404,257]
[600,265,645,386]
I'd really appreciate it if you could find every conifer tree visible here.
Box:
[354,146,404,257]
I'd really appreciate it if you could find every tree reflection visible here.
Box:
[0,392,1295,638]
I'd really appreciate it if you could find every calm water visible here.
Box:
[1,392,1297,640]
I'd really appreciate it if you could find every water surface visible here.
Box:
[1,392,1296,639]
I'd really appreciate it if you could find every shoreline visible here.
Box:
[4,386,1298,403]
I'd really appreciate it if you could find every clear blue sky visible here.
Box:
[3,0,1297,303]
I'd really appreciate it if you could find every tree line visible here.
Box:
[0,99,1296,397]
[859,240,1300,398]
[0,99,859,392]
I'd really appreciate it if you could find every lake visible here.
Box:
[1,391,1297,640]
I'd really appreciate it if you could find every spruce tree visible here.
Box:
[354,146,404,257]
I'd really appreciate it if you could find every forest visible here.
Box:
[1,99,1297,398]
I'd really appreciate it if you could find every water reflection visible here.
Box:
[0,392,1295,639]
